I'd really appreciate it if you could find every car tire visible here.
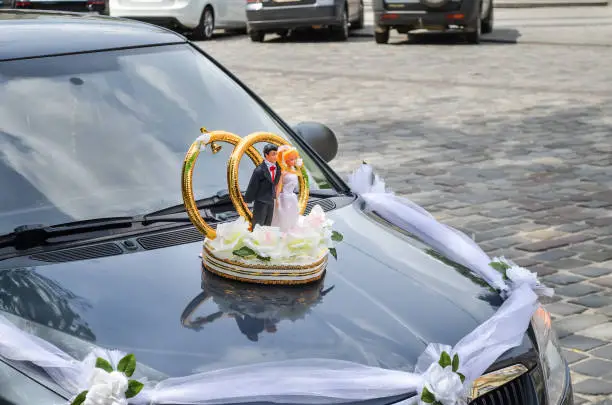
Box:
[192,6,215,40]
[481,2,494,34]
[465,7,481,44]
[352,0,365,29]
[249,30,266,42]
[374,27,389,44]
[331,6,349,41]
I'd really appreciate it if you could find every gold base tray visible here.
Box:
[201,246,328,285]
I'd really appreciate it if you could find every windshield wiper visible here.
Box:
[143,189,241,218]
[0,192,240,251]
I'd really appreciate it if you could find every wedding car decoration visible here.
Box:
[0,162,554,405]
[181,128,343,285]
[70,354,143,405]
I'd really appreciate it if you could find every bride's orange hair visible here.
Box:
[277,145,300,173]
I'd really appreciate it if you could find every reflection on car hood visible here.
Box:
[0,202,525,378]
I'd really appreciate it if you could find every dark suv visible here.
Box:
[371,0,493,44]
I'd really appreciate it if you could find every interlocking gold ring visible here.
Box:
[182,128,262,239]
[228,132,309,228]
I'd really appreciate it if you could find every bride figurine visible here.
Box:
[271,145,303,232]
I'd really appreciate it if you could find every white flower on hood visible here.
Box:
[493,256,554,297]
[83,369,128,405]
[421,363,466,405]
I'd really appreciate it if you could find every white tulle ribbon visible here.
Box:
[0,163,551,405]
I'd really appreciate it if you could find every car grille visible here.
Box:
[469,373,537,405]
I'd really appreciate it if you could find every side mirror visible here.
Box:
[292,122,338,163]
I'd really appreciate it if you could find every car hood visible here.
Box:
[0,201,520,379]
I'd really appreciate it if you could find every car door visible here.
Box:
[230,0,246,25]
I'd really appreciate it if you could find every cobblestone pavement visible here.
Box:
[196,12,612,403]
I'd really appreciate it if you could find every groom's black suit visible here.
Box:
[245,161,281,226]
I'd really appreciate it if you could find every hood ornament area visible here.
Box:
[181,128,343,285]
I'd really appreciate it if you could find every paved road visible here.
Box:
[197,9,612,403]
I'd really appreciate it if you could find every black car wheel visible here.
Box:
[192,6,215,40]
[465,13,481,44]
[374,26,389,44]
[249,30,266,42]
[352,0,364,29]
[481,1,494,34]
[331,6,349,41]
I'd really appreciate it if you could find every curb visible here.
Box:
[495,0,608,6]
[363,0,609,7]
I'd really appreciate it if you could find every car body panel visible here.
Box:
[371,0,481,32]
[246,0,359,33]
[109,0,247,30]
[0,11,185,61]
[0,201,539,379]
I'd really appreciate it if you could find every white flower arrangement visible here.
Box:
[71,354,143,405]
[420,351,466,405]
[490,256,554,298]
[208,205,343,262]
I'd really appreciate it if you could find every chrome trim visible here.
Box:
[469,364,530,401]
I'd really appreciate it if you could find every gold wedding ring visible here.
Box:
[227,132,309,229]
[182,128,262,239]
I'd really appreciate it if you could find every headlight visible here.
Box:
[531,306,569,405]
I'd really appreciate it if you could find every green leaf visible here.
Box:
[257,255,271,262]
[71,391,88,405]
[117,354,137,377]
[452,353,460,372]
[457,372,466,383]
[421,387,436,404]
[125,379,144,399]
[438,351,452,368]
[331,231,344,242]
[489,261,510,272]
[95,357,113,373]
[233,246,256,258]
[329,247,337,260]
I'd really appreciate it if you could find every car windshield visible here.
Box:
[0,44,334,235]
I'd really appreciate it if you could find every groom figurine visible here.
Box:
[245,144,281,227]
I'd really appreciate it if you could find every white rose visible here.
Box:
[296,158,303,168]
[83,369,129,405]
[506,265,539,289]
[210,218,250,252]
[244,225,286,259]
[421,363,465,405]
[286,228,323,256]
[304,205,333,230]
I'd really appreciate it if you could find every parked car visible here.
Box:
[245,0,364,42]
[0,9,571,405]
[371,0,493,44]
[7,0,106,13]
[109,0,246,40]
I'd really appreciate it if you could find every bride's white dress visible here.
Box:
[272,172,299,232]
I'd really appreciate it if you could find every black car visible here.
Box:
[7,0,107,14]
[0,9,571,405]
[371,0,493,44]
[245,0,364,42]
